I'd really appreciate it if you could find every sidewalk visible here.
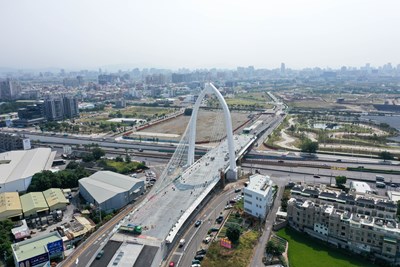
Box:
[250,186,284,267]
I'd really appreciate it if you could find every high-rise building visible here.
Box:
[280,63,286,74]
[63,95,79,119]
[0,78,21,101]
[44,95,79,121]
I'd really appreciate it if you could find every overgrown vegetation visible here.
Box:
[201,230,259,267]
[97,159,146,174]
[28,165,90,192]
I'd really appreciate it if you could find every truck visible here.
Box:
[119,224,142,235]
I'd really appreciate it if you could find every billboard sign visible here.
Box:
[47,239,64,257]
[18,252,49,267]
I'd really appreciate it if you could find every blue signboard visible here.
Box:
[47,239,64,257]
[18,252,49,267]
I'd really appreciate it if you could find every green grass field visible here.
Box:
[277,228,377,267]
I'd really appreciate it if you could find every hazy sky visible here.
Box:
[1,0,399,70]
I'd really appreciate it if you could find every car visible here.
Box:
[196,249,207,255]
[225,204,233,210]
[336,159,342,162]
[138,148,144,152]
[216,216,224,224]
[96,250,104,259]
[191,264,201,267]
[229,199,237,204]
[391,183,398,188]
[169,261,175,267]
[192,260,201,265]
[194,255,205,261]
[194,220,202,227]
[278,160,284,163]
[313,175,320,178]
[203,236,212,244]
[234,188,242,193]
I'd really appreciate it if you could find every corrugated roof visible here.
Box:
[0,148,55,184]
[20,192,48,214]
[79,171,143,204]
[12,232,62,261]
[0,192,22,218]
[43,188,69,208]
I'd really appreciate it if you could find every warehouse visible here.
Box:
[79,171,144,213]
[0,192,23,221]
[43,188,69,211]
[20,192,49,218]
[0,148,56,193]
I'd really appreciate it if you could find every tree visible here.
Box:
[300,138,319,154]
[125,154,131,163]
[380,151,394,161]
[226,223,241,244]
[92,147,105,160]
[82,153,95,162]
[115,155,124,162]
[335,176,347,187]
[266,241,285,255]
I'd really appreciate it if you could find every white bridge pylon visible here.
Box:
[187,82,237,180]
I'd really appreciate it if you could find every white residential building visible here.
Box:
[243,174,274,220]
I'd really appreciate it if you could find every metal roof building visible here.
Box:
[79,171,144,213]
[0,192,22,221]
[12,231,64,267]
[43,188,69,211]
[0,148,56,193]
[20,192,49,217]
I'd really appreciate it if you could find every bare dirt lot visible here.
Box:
[133,109,252,142]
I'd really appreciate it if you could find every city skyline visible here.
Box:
[1,0,400,70]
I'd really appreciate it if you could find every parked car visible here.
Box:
[203,236,212,244]
[194,220,202,227]
[313,175,320,178]
[216,216,224,224]
[196,249,207,255]
[169,261,175,267]
[194,255,205,261]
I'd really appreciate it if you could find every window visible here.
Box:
[245,200,252,205]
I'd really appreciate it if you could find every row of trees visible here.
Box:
[0,220,14,266]
[28,164,89,192]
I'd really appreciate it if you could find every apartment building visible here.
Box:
[243,174,274,220]
[287,184,400,264]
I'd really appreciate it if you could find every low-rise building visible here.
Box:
[243,174,274,220]
[43,188,69,211]
[287,183,400,265]
[20,192,49,218]
[12,232,64,267]
[0,192,22,221]
[79,171,145,213]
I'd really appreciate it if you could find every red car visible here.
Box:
[169,262,175,267]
